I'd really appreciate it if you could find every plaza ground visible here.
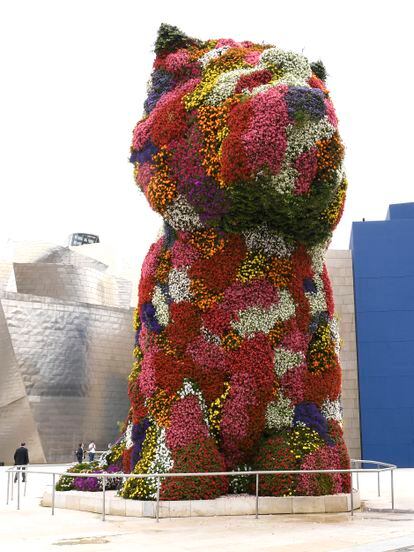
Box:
[1,465,414,551]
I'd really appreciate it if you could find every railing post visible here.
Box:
[24,468,27,497]
[391,468,395,511]
[102,475,106,522]
[11,469,14,501]
[377,468,381,497]
[52,473,55,516]
[255,473,259,519]
[356,471,359,490]
[17,468,21,511]
[156,476,160,523]
[350,481,354,517]
[6,470,10,505]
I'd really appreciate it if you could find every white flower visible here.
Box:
[259,47,311,81]
[329,316,341,355]
[205,68,252,105]
[124,421,133,449]
[269,167,298,194]
[266,395,295,430]
[168,268,192,302]
[309,243,328,274]
[198,46,229,68]
[243,224,294,258]
[274,348,305,377]
[305,274,327,316]
[200,326,221,346]
[250,83,274,96]
[276,74,310,87]
[232,289,296,338]
[164,195,203,231]
[285,118,336,164]
[152,286,169,326]
[321,399,343,423]
[145,428,174,497]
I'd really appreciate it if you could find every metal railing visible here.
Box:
[5,459,396,522]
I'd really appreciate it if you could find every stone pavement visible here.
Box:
[1,465,414,551]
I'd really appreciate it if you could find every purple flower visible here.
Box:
[141,302,163,333]
[286,87,326,122]
[294,402,330,442]
[187,180,230,223]
[131,418,151,470]
[144,70,175,113]
[74,474,101,492]
[303,278,317,293]
[130,141,158,165]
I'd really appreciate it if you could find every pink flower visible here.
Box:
[202,280,279,337]
[164,49,191,74]
[281,328,309,353]
[167,396,209,450]
[297,445,343,496]
[244,50,261,66]
[136,162,153,193]
[138,348,159,397]
[295,148,318,195]
[242,86,289,175]
[225,280,279,310]
[187,336,228,374]
[325,99,338,127]
[216,38,240,48]
[171,237,200,267]
[281,364,306,404]
[140,237,164,280]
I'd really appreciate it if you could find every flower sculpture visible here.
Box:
[121,24,350,500]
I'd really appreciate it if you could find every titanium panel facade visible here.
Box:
[0,242,134,464]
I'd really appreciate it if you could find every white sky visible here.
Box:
[1,0,413,271]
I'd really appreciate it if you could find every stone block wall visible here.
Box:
[326,249,361,460]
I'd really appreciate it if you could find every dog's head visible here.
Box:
[130,24,346,245]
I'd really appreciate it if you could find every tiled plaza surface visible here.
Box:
[1,465,414,551]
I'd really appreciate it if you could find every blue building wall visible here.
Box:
[351,203,414,467]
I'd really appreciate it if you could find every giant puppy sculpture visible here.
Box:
[121,24,350,500]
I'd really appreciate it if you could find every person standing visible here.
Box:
[13,442,29,482]
[75,443,84,463]
[87,441,96,462]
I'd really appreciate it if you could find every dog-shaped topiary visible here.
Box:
[121,24,350,500]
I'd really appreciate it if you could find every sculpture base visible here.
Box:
[41,490,360,517]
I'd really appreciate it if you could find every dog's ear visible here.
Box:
[155,23,201,55]
[310,60,327,82]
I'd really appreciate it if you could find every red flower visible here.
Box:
[219,99,253,185]
[165,302,201,355]
[150,80,199,147]
[288,246,313,333]
[189,234,246,294]
[161,438,228,500]
[321,264,335,317]
[234,69,273,94]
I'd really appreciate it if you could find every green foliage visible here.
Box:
[221,175,340,246]
[155,23,199,55]
[310,60,327,82]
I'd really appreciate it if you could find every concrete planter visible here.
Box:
[41,489,360,517]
